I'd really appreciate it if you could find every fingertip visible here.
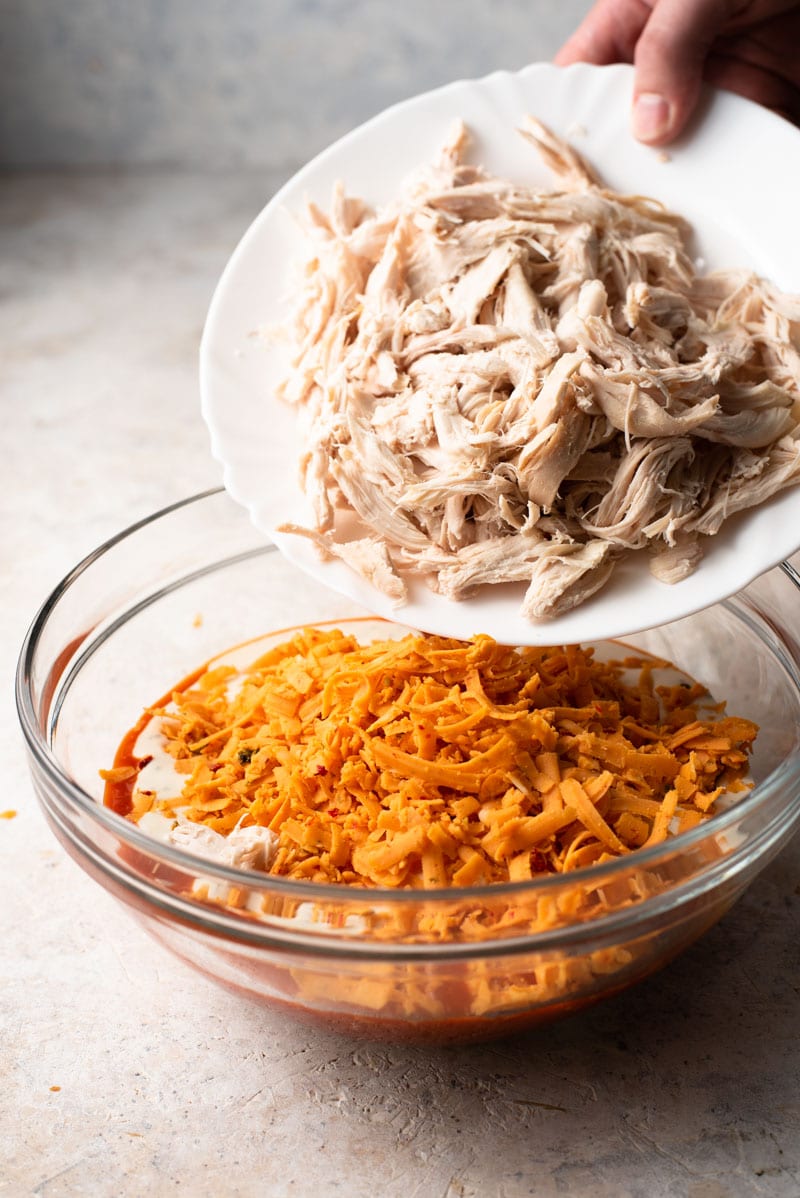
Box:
[631,92,675,144]
[554,45,579,67]
[554,31,605,68]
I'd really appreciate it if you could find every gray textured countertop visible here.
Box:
[3,169,799,1198]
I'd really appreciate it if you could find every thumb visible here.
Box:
[632,0,732,144]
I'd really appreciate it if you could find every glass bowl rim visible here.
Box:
[16,487,800,906]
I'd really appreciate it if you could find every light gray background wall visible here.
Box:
[1,0,594,170]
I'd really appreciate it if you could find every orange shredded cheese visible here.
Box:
[128,630,758,889]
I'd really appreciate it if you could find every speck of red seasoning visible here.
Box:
[529,850,550,874]
[49,1085,61,1092]
[0,810,16,820]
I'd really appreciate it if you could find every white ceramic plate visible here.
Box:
[200,62,800,645]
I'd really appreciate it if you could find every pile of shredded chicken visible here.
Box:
[277,119,800,620]
[124,629,757,888]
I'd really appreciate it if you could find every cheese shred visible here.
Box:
[128,629,758,889]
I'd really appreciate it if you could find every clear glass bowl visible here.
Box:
[16,489,800,1043]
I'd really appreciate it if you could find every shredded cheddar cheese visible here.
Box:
[127,629,757,889]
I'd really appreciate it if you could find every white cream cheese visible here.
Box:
[168,817,278,872]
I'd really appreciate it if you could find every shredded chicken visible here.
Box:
[276,119,800,620]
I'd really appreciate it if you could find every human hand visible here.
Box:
[555,0,800,144]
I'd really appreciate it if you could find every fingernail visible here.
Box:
[633,93,672,143]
